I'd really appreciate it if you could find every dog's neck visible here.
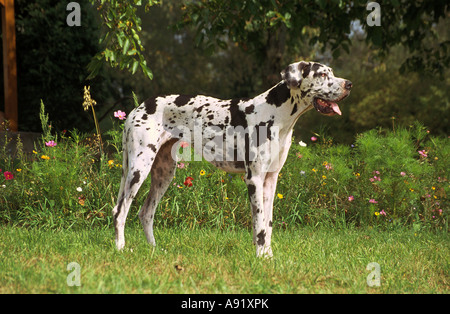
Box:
[257,81,313,133]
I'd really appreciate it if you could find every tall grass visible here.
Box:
[0,102,448,232]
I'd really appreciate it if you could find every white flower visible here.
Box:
[299,141,307,147]
[76,187,82,192]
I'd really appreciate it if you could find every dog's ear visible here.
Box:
[281,61,310,89]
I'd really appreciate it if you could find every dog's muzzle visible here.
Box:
[313,80,352,116]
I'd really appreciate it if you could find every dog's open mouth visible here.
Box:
[313,98,343,116]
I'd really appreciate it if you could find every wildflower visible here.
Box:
[380,210,387,216]
[312,168,317,172]
[400,171,406,177]
[300,170,306,176]
[322,161,328,166]
[369,199,378,204]
[33,150,38,154]
[41,155,50,160]
[177,162,185,169]
[82,86,97,111]
[183,176,194,187]
[431,186,435,190]
[200,170,206,176]
[374,212,380,216]
[76,187,83,192]
[325,164,333,170]
[355,173,360,177]
[418,150,427,158]
[311,136,317,142]
[114,110,127,120]
[108,160,114,168]
[296,152,303,158]
[16,169,22,172]
[4,171,13,180]
[298,141,307,147]
[348,195,354,202]
[45,140,57,147]
[277,193,283,199]
[322,175,327,180]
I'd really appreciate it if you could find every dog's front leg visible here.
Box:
[245,174,272,258]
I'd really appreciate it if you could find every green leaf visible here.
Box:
[123,38,130,55]
[131,60,139,74]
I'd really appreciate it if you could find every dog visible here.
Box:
[112,61,352,257]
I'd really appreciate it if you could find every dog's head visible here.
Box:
[281,61,352,116]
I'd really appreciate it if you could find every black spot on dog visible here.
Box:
[245,104,255,114]
[229,99,248,128]
[174,95,193,107]
[144,98,158,115]
[257,230,266,246]
[247,183,256,198]
[311,63,322,73]
[301,63,312,78]
[142,114,148,120]
[130,170,141,188]
[290,103,298,116]
[301,89,311,98]
[266,82,290,107]
[147,144,157,153]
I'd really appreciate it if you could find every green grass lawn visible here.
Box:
[0,225,448,293]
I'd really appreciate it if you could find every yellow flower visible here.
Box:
[200,170,206,176]
[312,168,317,172]
[277,193,283,199]
[322,161,328,166]
[33,150,38,154]
[41,155,50,160]
[322,175,326,179]
[108,160,114,165]
[16,169,22,172]
[355,172,360,177]
[375,212,380,216]
[431,186,435,190]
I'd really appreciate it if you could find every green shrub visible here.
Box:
[0,103,448,232]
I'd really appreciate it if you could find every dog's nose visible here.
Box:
[345,80,353,90]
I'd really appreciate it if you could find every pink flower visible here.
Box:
[177,162,185,169]
[400,171,406,177]
[348,195,354,202]
[311,136,317,142]
[114,110,127,120]
[418,150,427,158]
[380,210,386,216]
[4,171,13,180]
[369,199,378,204]
[45,140,57,147]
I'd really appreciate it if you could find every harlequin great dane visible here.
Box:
[112,61,352,258]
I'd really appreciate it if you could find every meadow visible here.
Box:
[0,101,448,293]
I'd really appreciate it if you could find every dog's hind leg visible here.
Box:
[112,133,158,250]
[138,139,177,246]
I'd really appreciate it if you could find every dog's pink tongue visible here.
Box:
[330,102,342,115]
